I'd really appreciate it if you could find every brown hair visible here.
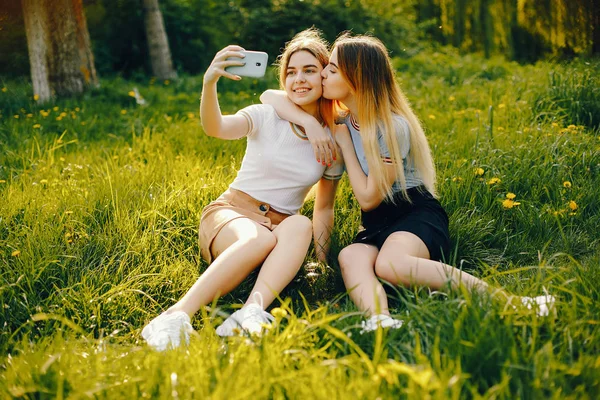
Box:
[277,28,334,129]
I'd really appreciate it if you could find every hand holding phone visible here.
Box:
[225,51,268,78]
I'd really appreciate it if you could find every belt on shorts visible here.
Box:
[225,188,291,223]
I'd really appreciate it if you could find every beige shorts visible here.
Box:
[198,188,292,263]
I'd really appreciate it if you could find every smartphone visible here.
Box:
[225,51,268,78]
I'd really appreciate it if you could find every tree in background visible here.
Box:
[143,0,177,80]
[424,0,597,61]
[21,0,98,101]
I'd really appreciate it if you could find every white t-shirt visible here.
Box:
[229,104,343,215]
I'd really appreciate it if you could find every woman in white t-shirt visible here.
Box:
[141,29,343,350]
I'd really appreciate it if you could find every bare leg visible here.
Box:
[375,231,493,294]
[338,243,390,315]
[245,215,313,308]
[167,218,276,316]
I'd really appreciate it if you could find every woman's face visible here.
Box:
[284,50,324,108]
[321,47,353,102]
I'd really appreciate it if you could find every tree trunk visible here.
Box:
[22,0,51,102]
[21,0,98,101]
[143,0,177,80]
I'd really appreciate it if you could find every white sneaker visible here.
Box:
[141,311,193,351]
[360,314,404,334]
[215,309,245,337]
[240,303,274,335]
[521,294,556,317]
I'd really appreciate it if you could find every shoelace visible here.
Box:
[244,292,275,323]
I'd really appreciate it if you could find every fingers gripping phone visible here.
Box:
[225,51,269,78]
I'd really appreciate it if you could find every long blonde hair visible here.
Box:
[276,28,334,130]
[334,34,436,201]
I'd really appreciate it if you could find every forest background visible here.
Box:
[1,0,599,80]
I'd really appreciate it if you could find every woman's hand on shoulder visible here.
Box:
[304,119,337,166]
[203,45,246,85]
[334,123,352,152]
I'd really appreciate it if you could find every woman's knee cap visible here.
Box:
[288,215,313,236]
[338,247,356,272]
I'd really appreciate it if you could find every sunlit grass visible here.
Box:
[1,49,599,398]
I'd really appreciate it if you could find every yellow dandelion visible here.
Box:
[569,201,578,211]
[128,91,136,97]
[271,307,288,319]
[33,94,40,101]
[26,113,33,118]
[551,122,559,127]
[164,80,170,85]
[502,199,515,209]
[33,124,41,129]
[523,127,531,133]
[59,157,65,162]
[60,112,67,117]
[81,122,86,126]
[14,115,19,119]
[452,177,463,182]
[165,116,172,122]
[187,112,196,119]
[1,87,7,92]
[56,116,62,121]
[506,192,516,200]
[53,106,59,111]
[12,250,21,257]
[40,179,48,184]
[474,168,485,176]
[448,96,455,101]
[428,114,436,120]
[487,177,501,185]
[498,104,506,109]
[0,179,6,183]
[497,127,505,131]
[563,181,571,188]
[75,107,80,112]
[120,109,127,115]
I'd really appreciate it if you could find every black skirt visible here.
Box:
[353,186,450,261]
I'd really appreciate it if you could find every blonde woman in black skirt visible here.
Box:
[261,33,554,333]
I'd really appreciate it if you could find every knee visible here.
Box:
[286,215,313,238]
[338,246,356,277]
[247,232,277,255]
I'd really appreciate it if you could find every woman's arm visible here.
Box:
[312,177,339,262]
[200,45,251,140]
[260,90,336,165]
[335,124,396,211]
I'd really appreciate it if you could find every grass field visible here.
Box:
[1,48,599,398]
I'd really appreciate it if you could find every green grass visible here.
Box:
[1,49,599,398]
